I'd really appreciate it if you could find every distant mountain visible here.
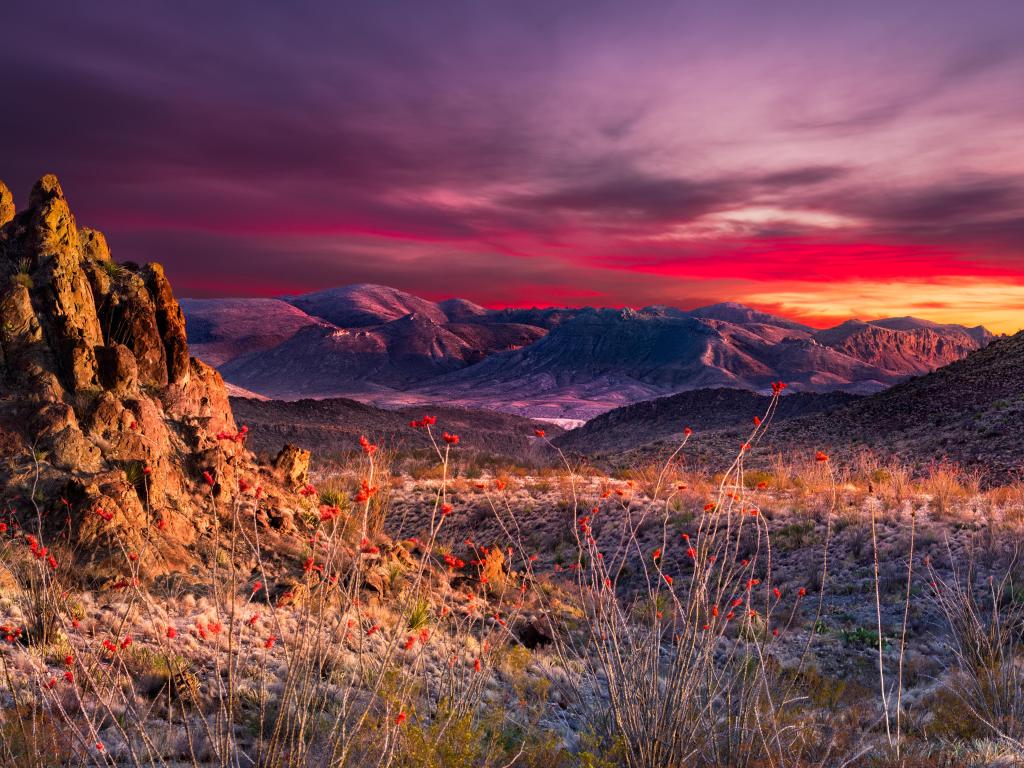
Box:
[408,307,984,419]
[219,314,482,398]
[180,283,992,420]
[443,322,546,363]
[437,297,489,321]
[188,285,545,400]
[688,301,813,331]
[181,297,324,366]
[287,283,449,327]
[811,319,990,375]
[479,307,586,329]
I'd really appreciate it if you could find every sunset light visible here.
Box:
[1,2,1021,330]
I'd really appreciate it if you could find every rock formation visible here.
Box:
[0,175,294,578]
[273,443,310,489]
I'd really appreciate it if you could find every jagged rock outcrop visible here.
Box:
[0,175,294,578]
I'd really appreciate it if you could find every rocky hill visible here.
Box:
[230,396,562,463]
[0,176,305,578]
[552,388,860,455]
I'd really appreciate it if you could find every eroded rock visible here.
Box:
[274,443,310,489]
[0,174,289,580]
[0,181,13,228]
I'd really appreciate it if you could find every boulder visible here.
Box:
[78,228,110,261]
[96,344,139,394]
[85,265,168,388]
[274,443,310,489]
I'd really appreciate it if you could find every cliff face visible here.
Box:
[812,320,990,376]
[0,175,286,577]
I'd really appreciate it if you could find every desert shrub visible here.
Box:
[775,521,817,550]
[406,597,430,630]
[841,626,890,649]
[533,388,848,768]
[922,460,980,516]
[929,562,1024,750]
[394,704,506,768]
[743,469,775,489]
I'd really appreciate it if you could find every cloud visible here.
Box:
[508,172,742,225]
[757,166,850,188]
[834,177,1024,225]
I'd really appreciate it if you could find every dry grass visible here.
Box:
[4,410,1024,766]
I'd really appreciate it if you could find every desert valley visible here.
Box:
[5,1,1024,766]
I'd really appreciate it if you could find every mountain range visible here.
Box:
[182,284,992,420]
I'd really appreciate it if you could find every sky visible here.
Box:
[3,1,1024,332]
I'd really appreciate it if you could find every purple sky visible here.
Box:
[3,1,1024,330]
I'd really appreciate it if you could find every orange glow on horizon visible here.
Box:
[740,278,1024,335]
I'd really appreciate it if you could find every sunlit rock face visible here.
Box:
[0,175,296,578]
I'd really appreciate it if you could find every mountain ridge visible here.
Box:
[180,283,993,419]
